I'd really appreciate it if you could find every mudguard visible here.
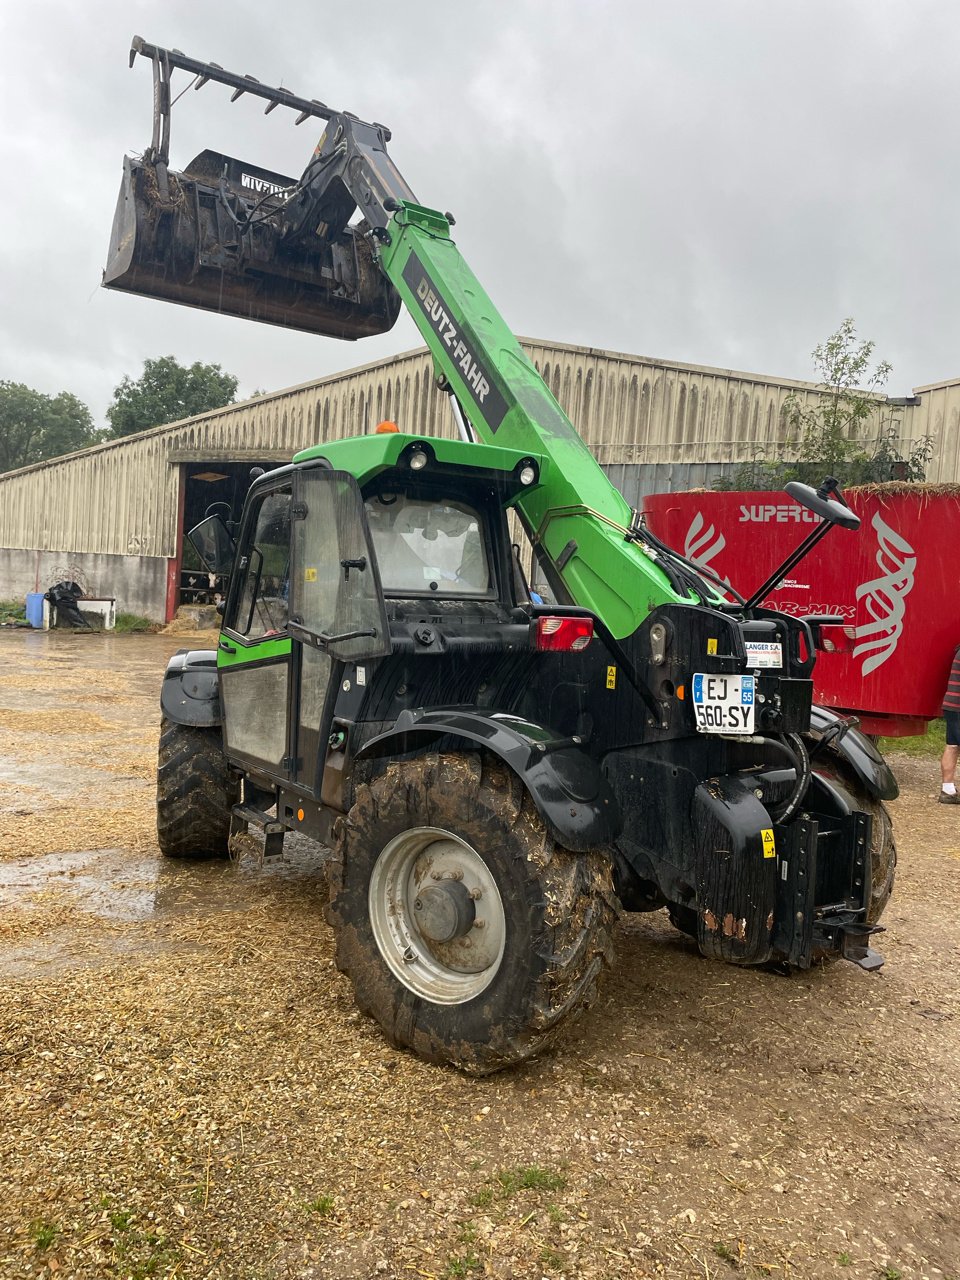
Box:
[692,775,780,966]
[357,708,622,852]
[160,649,221,727]
[809,705,899,801]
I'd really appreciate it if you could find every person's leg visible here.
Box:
[939,712,960,801]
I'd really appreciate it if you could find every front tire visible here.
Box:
[327,752,619,1074]
[156,717,236,858]
[810,759,896,925]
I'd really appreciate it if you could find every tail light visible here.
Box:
[535,616,594,652]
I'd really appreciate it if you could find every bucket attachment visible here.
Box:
[103,150,401,339]
[102,37,403,340]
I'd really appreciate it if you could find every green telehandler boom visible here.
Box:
[104,39,897,1073]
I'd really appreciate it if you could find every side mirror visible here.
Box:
[785,481,860,531]
[188,514,237,575]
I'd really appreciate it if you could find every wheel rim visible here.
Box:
[368,826,506,1004]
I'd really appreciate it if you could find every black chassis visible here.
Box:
[161,458,896,970]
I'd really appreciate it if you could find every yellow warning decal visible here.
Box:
[606,666,617,689]
[761,828,776,858]
[304,567,318,582]
[707,637,718,655]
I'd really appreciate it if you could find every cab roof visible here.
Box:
[293,432,548,497]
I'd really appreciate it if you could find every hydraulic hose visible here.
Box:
[767,731,812,824]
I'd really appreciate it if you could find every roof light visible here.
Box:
[519,464,537,486]
[375,420,399,434]
[535,616,594,652]
[409,449,429,471]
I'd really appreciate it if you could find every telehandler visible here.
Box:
[104,39,897,1072]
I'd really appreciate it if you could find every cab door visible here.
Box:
[286,467,390,795]
[219,468,388,791]
[217,481,295,779]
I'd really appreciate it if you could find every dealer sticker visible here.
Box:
[744,640,782,669]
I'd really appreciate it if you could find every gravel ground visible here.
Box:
[0,629,958,1280]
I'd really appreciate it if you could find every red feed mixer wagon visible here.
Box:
[643,483,960,738]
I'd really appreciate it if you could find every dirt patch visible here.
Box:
[0,631,958,1279]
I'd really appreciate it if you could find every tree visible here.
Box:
[716,319,931,490]
[107,356,239,437]
[0,382,100,474]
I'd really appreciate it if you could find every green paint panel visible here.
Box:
[295,433,549,487]
[217,636,291,669]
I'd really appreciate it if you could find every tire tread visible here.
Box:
[156,717,235,858]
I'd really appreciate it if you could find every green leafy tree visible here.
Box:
[715,319,931,490]
[0,382,100,474]
[107,356,238,437]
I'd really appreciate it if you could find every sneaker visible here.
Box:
[938,791,960,804]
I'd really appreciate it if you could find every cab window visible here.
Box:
[365,494,491,596]
[229,489,291,639]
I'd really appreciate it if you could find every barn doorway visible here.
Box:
[178,460,277,608]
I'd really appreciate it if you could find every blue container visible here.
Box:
[25,592,46,628]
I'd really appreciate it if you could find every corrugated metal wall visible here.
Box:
[522,342,831,466]
[0,348,456,560]
[0,430,180,559]
[0,338,942,560]
[907,377,960,483]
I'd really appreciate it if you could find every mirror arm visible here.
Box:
[742,520,834,611]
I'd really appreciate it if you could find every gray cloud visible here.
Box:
[1,0,956,428]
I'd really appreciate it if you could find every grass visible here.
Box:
[107,1206,179,1279]
[305,1194,336,1216]
[114,612,159,633]
[881,718,944,759]
[0,598,27,625]
[28,1219,57,1250]
[539,1246,565,1270]
[495,1165,566,1196]
[444,1254,481,1277]
[837,1252,853,1266]
[714,1240,740,1266]
[469,1163,567,1210]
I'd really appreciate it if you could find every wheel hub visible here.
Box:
[367,827,506,1004]
[414,880,476,942]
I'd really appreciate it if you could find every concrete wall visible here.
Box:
[0,548,168,620]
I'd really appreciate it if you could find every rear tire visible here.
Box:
[327,752,619,1074]
[156,716,236,858]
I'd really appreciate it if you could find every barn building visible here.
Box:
[0,338,955,622]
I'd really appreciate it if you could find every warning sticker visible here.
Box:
[606,666,617,690]
[707,638,718,655]
[761,828,776,859]
[304,567,318,583]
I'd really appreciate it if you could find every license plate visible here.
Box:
[691,673,755,734]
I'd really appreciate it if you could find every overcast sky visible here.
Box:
[1,0,957,426]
